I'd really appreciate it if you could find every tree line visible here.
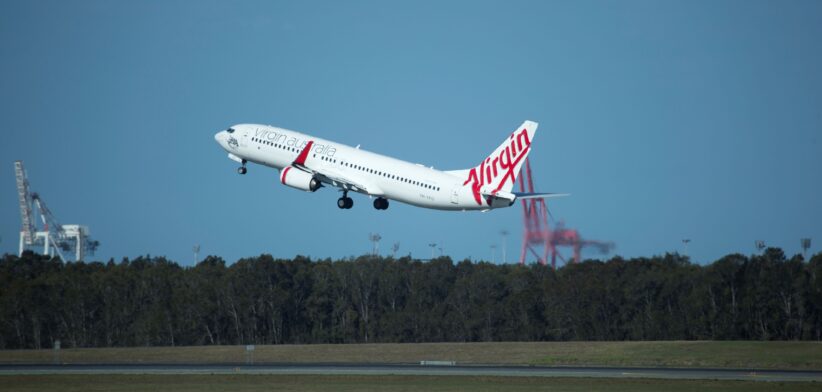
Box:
[1,248,820,349]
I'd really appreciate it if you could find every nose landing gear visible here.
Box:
[237,160,247,175]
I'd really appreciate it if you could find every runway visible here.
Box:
[1,363,820,382]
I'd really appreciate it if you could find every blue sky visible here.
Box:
[1,1,820,265]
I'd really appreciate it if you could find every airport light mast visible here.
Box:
[801,238,811,258]
[500,230,509,264]
[193,244,201,264]
[369,233,381,256]
[14,160,99,262]
[682,239,691,259]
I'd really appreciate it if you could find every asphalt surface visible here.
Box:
[1,363,820,382]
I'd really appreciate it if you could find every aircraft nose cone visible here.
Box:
[214,131,228,149]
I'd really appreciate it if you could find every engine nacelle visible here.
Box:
[279,166,321,192]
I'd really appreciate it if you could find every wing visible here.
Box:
[291,141,385,196]
[313,167,384,196]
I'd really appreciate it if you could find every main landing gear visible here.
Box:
[337,191,353,209]
[373,197,389,210]
[237,160,247,175]
[336,194,388,210]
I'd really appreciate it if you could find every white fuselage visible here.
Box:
[215,124,482,210]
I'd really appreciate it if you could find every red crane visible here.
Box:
[518,158,613,268]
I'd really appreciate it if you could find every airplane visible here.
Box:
[214,120,564,211]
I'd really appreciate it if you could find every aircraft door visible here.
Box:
[451,187,460,204]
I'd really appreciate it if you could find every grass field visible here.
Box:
[1,341,820,370]
[1,375,819,392]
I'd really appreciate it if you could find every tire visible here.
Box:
[374,198,388,210]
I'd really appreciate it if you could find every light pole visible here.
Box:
[682,239,690,259]
[490,244,496,264]
[428,243,437,259]
[500,230,509,264]
[801,238,811,258]
[193,244,200,265]
[369,233,381,256]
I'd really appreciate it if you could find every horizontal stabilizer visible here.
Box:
[513,192,570,200]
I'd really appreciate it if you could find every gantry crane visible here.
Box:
[14,160,99,262]
[518,158,614,268]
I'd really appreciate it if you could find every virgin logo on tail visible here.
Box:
[463,128,532,205]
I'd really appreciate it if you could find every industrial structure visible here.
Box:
[14,160,99,262]
[518,158,614,268]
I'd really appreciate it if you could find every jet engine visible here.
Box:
[279,166,321,192]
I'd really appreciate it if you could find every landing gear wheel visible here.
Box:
[374,198,389,210]
[338,191,354,209]
[237,166,247,175]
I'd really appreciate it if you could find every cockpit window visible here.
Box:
[227,128,235,134]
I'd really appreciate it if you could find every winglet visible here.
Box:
[293,141,314,167]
